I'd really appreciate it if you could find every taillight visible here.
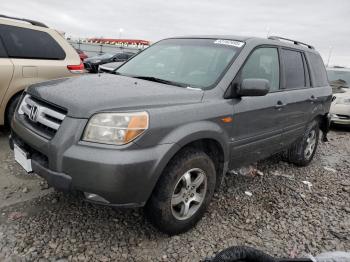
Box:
[67,63,84,74]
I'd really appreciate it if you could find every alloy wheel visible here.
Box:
[171,168,207,220]
[304,129,316,159]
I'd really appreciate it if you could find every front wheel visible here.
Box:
[145,148,216,235]
[284,120,320,166]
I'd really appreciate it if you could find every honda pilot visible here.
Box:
[10,35,332,235]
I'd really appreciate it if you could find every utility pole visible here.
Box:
[266,27,271,38]
[119,28,124,39]
[326,46,333,67]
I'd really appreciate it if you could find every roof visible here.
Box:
[171,35,252,41]
[0,14,47,28]
[167,35,318,52]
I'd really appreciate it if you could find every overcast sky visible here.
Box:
[1,0,349,66]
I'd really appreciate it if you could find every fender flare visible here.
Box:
[159,121,230,163]
[145,121,230,201]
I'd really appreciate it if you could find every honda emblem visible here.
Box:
[29,105,39,122]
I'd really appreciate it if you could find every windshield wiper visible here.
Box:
[131,76,188,88]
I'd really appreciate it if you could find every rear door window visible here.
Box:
[0,38,7,58]
[0,24,65,60]
[308,53,328,87]
[118,53,129,60]
[281,49,306,89]
[240,47,280,92]
[125,53,134,59]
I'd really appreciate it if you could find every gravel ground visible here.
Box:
[0,126,349,261]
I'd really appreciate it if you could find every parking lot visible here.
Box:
[0,126,349,261]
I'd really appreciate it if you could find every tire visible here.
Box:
[6,95,21,127]
[145,148,216,235]
[285,120,319,166]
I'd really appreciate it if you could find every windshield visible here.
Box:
[327,69,350,88]
[116,38,243,89]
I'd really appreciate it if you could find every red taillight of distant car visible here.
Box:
[67,63,84,73]
[79,53,88,61]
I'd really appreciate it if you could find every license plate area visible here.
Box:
[14,144,33,173]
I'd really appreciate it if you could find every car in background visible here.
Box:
[327,67,350,126]
[327,67,350,93]
[0,14,83,126]
[75,48,88,61]
[98,61,124,73]
[84,52,135,73]
[330,91,350,126]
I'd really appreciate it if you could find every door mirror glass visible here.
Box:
[237,78,270,96]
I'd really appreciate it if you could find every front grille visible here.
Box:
[18,94,66,139]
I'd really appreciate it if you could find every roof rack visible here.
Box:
[268,36,314,49]
[0,14,48,28]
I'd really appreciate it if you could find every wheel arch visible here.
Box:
[3,90,23,126]
[312,113,330,142]
[149,131,229,205]
[175,138,227,192]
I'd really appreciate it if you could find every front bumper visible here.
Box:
[331,115,350,125]
[331,118,350,125]
[11,113,178,207]
[330,104,350,125]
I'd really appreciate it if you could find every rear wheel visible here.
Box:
[284,120,319,166]
[145,148,216,235]
[6,94,21,127]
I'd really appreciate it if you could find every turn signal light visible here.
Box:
[221,116,233,123]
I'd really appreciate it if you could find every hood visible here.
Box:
[27,74,204,118]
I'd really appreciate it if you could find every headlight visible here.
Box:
[83,112,149,145]
[337,97,350,105]
[93,59,101,63]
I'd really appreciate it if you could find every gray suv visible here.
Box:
[10,35,331,235]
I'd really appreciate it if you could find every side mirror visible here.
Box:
[237,79,270,96]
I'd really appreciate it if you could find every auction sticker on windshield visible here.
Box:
[214,39,245,47]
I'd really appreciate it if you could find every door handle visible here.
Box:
[308,95,318,103]
[275,101,286,109]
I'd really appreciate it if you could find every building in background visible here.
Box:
[88,38,150,49]
[68,38,150,58]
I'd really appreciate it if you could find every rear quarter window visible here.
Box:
[308,52,328,87]
[0,24,66,60]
